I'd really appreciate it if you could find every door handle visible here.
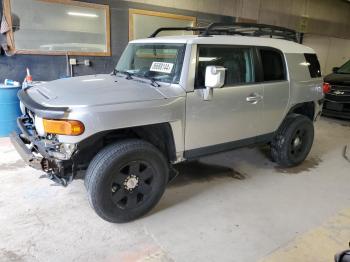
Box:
[246,93,263,104]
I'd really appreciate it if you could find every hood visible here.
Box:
[26,74,170,108]
[324,73,350,86]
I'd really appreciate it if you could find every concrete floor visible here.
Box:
[0,117,349,262]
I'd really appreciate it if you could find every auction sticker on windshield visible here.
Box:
[150,62,174,74]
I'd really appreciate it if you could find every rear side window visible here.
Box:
[304,53,322,78]
[196,46,255,88]
[260,49,286,81]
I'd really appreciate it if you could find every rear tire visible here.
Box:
[85,139,169,223]
[271,114,314,167]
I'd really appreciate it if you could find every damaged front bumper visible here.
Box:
[10,117,77,186]
[10,132,43,170]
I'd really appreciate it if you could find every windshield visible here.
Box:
[116,43,186,84]
[338,60,350,74]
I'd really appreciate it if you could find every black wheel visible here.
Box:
[271,114,314,167]
[85,139,169,223]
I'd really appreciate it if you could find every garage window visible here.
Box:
[6,0,110,56]
[196,46,255,88]
[260,49,286,81]
[129,9,196,40]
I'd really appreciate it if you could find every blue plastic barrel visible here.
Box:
[0,85,21,137]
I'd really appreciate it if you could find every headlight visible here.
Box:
[43,119,85,136]
[34,116,45,136]
[20,102,26,115]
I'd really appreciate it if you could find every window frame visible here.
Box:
[4,0,111,56]
[256,47,287,83]
[194,44,260,89]
[128,9,197,41]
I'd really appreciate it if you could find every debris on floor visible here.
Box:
[343,145,350,163]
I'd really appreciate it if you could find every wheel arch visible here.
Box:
[76,123,177,168]
[274,101,316,135]
[287,101,315,121]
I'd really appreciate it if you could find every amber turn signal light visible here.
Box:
[43,119,85,136]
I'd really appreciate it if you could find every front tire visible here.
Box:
[271,114,314,167]
[85,140,169,223]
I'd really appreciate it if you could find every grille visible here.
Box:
[326,85,350,103]
[331,84,350,92]
[324,101,350,112]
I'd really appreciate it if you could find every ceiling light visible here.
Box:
[67,12,98,18]
[300,62,311,66]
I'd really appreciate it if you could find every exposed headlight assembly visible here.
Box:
[34,116,45,136]
[49,143,77,160]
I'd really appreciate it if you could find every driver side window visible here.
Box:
[195,45,255,89]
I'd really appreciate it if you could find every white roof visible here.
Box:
[130,35,315,54]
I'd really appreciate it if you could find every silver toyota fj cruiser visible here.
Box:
[10,23,324,223]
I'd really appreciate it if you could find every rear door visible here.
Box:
[257,48,290,134]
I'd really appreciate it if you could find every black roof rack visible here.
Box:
[149,26,206,38]
[149,22,299,43]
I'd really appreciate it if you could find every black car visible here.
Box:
[323,60,350,119]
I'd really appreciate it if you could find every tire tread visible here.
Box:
[271,114,314,167]
[85,139,168,223]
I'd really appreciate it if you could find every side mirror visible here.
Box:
[203,66,226,101]
[333,67,340,73]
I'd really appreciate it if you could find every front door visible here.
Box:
[184,45,264,155]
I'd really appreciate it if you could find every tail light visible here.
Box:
[323,82,331,94]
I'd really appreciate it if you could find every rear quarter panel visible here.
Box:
[285,53,323,108]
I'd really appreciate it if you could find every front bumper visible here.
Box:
[9,132,43,170]
[322,100,350,120]
[10,117,76,186]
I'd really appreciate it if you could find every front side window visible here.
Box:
[196,46,255,88]
[116,43,185,84]
[260,49,286,81]
[337,60,350,74]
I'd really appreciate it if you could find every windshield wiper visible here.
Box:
[142,76,161,87]
[115,70,134,80]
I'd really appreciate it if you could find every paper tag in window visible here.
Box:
[150,62,174,74]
